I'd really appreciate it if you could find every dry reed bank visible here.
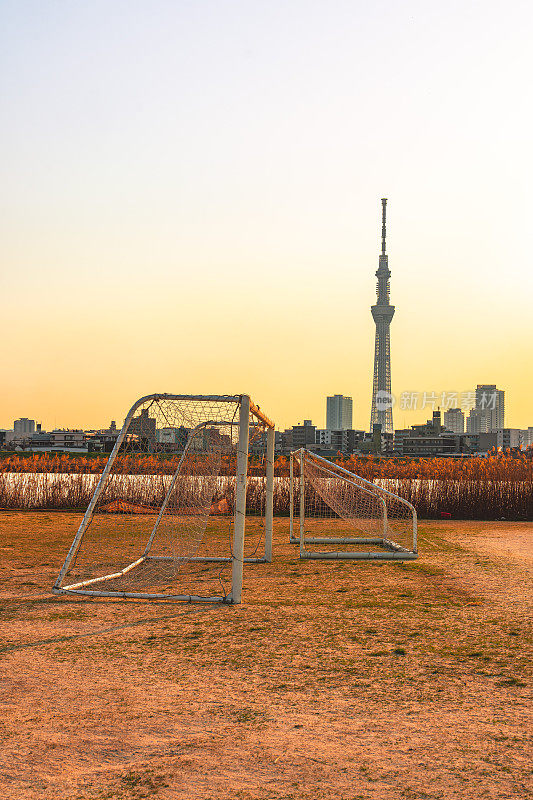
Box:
[1,451,532,519]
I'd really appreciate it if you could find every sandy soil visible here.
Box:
[0,513,531,800]
[456,526,533,564]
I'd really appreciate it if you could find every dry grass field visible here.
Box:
[0,512,531,800]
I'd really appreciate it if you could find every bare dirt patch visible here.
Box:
[456,524,533,563]
[0,513,531,799]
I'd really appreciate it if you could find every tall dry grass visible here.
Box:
[0,451,532,519]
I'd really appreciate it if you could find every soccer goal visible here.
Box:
[53,394,275,603]
[289,449,417,560]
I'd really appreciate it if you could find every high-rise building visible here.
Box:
[443,408,465,434]
[466,385,505,433]
[370,199,395,434]
[14,418,35,436]
[326,395,353,430]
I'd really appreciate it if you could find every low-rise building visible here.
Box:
[346,429,368,453]
[393,428,411,455]
[495,428,522,450]
[28,432,53,451]
[521,427,533,449]
[314,429,367,454]
[315,429,332,446]
[394,412,481,456]
[402,434,461,457]
[50,430,87,451]
[156,426,189,448]
[291,420,317,449]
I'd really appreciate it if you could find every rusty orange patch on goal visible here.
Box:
[209,498,232,516]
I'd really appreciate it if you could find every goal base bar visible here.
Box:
[51,587,234,603]
[300,550,418,561]
[291,535,413,554]
[55,553,268,594]
[149,556,268,564]
[291,536,403,546]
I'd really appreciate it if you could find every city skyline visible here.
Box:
[1,2,532,432]
[5,389,533,459]
[2,383,525,440]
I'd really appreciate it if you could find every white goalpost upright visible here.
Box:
[53,394,275,603]
[289,448,417,560]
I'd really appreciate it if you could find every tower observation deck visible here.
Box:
[370,198,395,434]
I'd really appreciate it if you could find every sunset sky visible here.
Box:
[1,0,532,432]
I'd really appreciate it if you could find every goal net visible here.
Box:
[53,394,275,603]
[290,449,417,560]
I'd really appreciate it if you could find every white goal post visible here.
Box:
[53,394,275,603]
[289,448,417,560]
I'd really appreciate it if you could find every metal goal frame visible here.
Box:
[289,448,418,560]
[53,393,275,603]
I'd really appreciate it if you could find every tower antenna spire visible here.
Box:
[381,197,387,255]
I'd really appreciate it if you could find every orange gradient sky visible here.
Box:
[1,1,532,433]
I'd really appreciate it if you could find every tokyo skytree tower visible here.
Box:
[370,198,395,434]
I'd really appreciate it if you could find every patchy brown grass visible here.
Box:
[0,512,531,800]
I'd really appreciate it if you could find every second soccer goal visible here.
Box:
[289,449,417,560]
